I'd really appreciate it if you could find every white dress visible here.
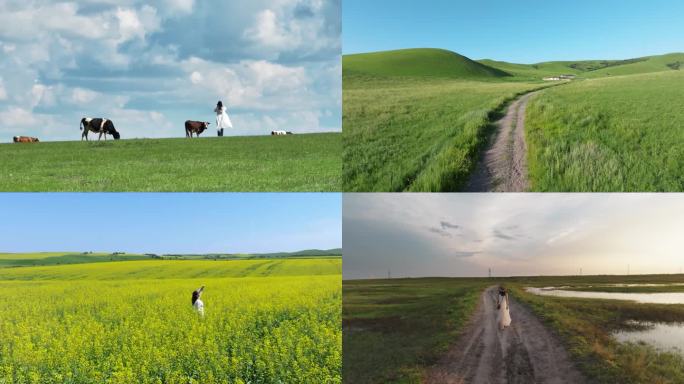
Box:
[193,299,204,316]
[498,294,511,329]
[215,106,233,130]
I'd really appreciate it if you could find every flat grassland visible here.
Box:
[344,48,684,192]
[525,71,684,191]
[343,278,488,383]
[343,275,684,384]
[0,133,341,192]
[0,258,342,383]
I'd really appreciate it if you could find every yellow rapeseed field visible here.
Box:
[0,259,341,383]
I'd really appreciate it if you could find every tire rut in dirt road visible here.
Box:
[466,92,538,192]
[427,286,586,384]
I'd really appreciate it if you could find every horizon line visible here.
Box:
[342,47,684,65]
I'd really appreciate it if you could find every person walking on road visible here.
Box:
[497,286,512,330]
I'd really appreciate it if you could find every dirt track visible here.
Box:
[427,286,586,384]
[466,92,538,192]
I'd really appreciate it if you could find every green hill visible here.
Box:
[584,52,684,77]
[479,52,684,79]
[343,48,511,79]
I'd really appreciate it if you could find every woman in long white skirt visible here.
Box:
[214,100,233,136]
[497,286,512,329]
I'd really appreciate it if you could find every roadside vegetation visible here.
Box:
[510,276,684,383]
[343,278,488,383]
[0,133,341,192]
[525,70,684,191]
[0,257,341,383]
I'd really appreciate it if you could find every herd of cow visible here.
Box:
[11,117,295,143]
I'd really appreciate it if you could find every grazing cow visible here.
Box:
[185,120,211,138]
[271,130,293,136]
[80,118,120,141]
[192,286,205,316]
[13,136,39,143]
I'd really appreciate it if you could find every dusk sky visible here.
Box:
[343,0,684,63]
[0,0,341,141]
[344,194,684,279]
[0,193,341,254]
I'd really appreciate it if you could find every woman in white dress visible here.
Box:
[192,286,205,316]
[497,286,512,329]
[214,101,233,136]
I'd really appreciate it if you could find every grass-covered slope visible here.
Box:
[343,48,511,79]
[480,52,684,79]
[525,70,684,191]
[343,48,544,191]
[0,133,341,192]
[0,252,149,267]
[585,52,684,77]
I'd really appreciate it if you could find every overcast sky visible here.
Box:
[0,0,341,141]
[0,193,341,254]
[344,194,684,280]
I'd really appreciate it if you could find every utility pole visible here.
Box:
[388,268,391,279]
[488,268,491,278]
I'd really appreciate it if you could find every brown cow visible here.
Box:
[185,120,211,138]
[13,136,39,143]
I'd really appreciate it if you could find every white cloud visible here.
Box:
[0,78,7,101]
[243,0,340,60]
[71,88,100,104]
[0,107,40,127]
[116,5,161,43]
[165,0,194,14]
[181,57,310,110]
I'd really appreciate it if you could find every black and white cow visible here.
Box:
[80,118,121,141]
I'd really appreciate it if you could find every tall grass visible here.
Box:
[343,76,542,191]
[525,71,684,191]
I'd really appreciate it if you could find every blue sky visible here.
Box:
[0,193,341,254]
[0,0,341,141]
[343,0,684,63]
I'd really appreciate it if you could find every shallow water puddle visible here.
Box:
[525,287,684,304]
[613,321,684,355]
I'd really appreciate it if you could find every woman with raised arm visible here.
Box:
[192,286,205,316]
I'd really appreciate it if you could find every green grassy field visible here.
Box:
[343,49,545,191]
[525,70,684,191]
[0,133,341,192]
[343,48,684,191]
[344,275,684,384]
[0,257,341,383]
[343,278,488,383]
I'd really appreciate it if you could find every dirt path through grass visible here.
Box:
[466,92,538,192]
[427,286,585,384]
